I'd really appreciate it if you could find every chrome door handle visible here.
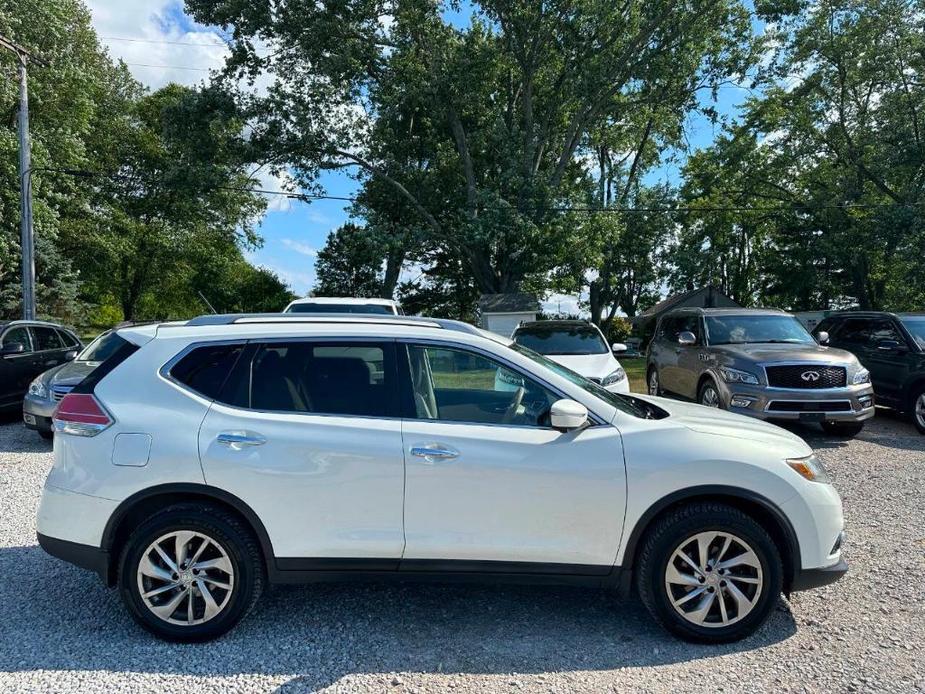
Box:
[217,432,267,449]
[410,445,459,461]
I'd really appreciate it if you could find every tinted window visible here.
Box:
[171,344,245,400]
[247,342,393,416]
[513,325,607,355]
[836,318,904,347]
[2,327,32,352]
[78,331,128,363]
[287,303,395,315]
[659,315,699,342]
[705,315,814,345]
[407,345,557,426]
[32,326,63,351]
[56,329,80,348]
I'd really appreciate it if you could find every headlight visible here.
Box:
[602,368,626,386]
[852,367,870,385]
[718,367,759,385]
[786,454,831,484]
[28,378,47,399]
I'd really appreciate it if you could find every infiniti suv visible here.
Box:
[38,313,847,643]
[647,308,874,437]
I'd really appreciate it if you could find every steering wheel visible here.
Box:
[501,386,525,424]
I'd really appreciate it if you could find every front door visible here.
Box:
[830,318,910,406]
[399,343,626,570]
[198,340,406,563]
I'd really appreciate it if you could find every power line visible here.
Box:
[101,35,229,48]
[122,62,214,72]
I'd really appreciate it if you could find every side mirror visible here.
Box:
[876,338,903,352]
[816,331,829,345]
[677,331,697,346]
[64,349,78,361]
[611,342,627,354]
[1,342,25,357]
[550,399,588,431]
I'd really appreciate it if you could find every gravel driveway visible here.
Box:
[1,412,923,693]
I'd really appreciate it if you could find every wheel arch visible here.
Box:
[101,483,276,586]
[620,486,801,593]
[903,375,925,410]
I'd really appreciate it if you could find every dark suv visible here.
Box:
[0,320,82,413]
[813,312,925,434]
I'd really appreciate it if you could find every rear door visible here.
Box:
[30,326,70,372]
[197,339,406,563]
[0,326,36,407]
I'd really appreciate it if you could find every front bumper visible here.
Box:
[23,393,57,432]
[791,558,848,592]
[717,380,875,422]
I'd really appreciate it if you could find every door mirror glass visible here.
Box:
[549,399,588,431]
[611,342,627,353]
[816,330,829,345]
[1,342,25,356]
[677,331,697,346]
[64,349,79,361]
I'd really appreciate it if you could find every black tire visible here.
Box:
[697,379,724,409]
[38,429,53,440]
[647,367,662,396]
[910,385,925,435]
[820,421,864,438]
[636,502,783,644]
[118,503,264,642]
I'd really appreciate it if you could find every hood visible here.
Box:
[544,352,618,379]
[632,394,811,453]
[711,342,858,365]
[46,360,96,386]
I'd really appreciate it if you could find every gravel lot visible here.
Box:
[1,412,923,693]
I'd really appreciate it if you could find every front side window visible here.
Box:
[512,325,608,355]
[56,329,80,348]
[245,342,394,417]
[407,345,557,426]
[31,326,63,351]
[2,327,32,352]
[833,318,875,346]
[705,315,814,346]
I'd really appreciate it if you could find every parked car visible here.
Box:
[812,311,925,434]
[23,329,127,439]
[39,313,846,644]
[509,320,630,393]
[1,320,81,419]
[646,308,874,437]
[284,297,403,315]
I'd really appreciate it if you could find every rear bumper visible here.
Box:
[791,558,848,592]
[37,533,109,581]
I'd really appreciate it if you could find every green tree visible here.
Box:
[314,223,390,298]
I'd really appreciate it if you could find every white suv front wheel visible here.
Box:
[636,502,783,643]
[118,503,264,642]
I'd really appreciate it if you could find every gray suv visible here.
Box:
[646,308,874,436]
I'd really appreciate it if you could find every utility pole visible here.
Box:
[1,35,46,320]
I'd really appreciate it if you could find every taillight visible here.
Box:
[53,393,114,437]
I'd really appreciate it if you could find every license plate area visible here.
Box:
[798,412,826,422]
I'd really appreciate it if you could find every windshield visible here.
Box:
[900,317,925,349]
[77,331,128,363]
[705,315,815,346]
[287,303,395,315]
[511,343,662,419]
[513,325,608,355]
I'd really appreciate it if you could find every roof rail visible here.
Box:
[180,313,485,333]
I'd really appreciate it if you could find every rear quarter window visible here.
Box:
[169,344,246,400]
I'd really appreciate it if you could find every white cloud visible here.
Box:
[281,239,318,257]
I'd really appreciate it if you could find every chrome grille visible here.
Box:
[51,385,73,402]
[765,365,846,389]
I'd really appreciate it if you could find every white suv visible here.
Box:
[38,314,847,643]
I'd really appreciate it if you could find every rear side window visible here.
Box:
[242,341,395,417]
[32,326,63,351]
[170,344,245,400]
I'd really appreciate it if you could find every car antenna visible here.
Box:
[198,291,218,314]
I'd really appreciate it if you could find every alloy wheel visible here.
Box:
[916,393,925,429]
[700,385,721,408]
[664,531,763,628]
[136,530,235,626]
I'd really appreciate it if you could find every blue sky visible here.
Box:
[88,0,758,304]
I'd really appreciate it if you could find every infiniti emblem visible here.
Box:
[801,370,821,382]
